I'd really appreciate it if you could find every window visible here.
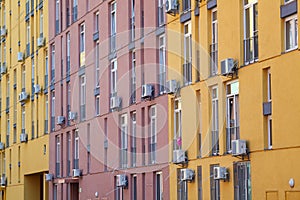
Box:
[55,136,61,177]
[66,33,70,76]
[45,94,49,134]
[174,98,182,150]
[6,76,10,110]
[110,1,117,52]
[45,51,49,88]
[177,169,187,200]
[95,95,100,116]
[39,10,44,37]
[226,82,240,153]
[159,35,166,93]
[284,0,295,4]
[210,9,218,76]
[211,87,219,156]
[150,105,157,164]
[111,59,117,95]
[244,0,258,65]
[21,66,26,90]
[66,0,70,26]
[210,164,220,200]
[130,51,136,103]
[285,15,298,51]
[130,0,135,42]
[80,75,86,121]
[182,0,191,12]
[51,44,55,85]
[267,116,272,149]
[132,175,137,200]
[131,112,136,167]
[74,130,79,169]
[265,69,272,149]
[158,0,165,26]
[53,184,58,200]
[120,114,128,168]
[31,58,35,94]
[6,115,10,147]
[67,132,71,176]
[183,22,192,85]
[51,91,55,131]
[73,0,78,21]
[67,83,71,125]
[94,12,99,33]
[80,23,85,67]
[197,166,203,200]
[95,41,100,87]
[156,172,163,200]
[197,91,202,157]
[21,107,25,131]
[26,22,30,56]
[55,0,60,34]
[234,162,252,200]
[115,179,123,200]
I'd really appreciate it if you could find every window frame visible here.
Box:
[284,14,298,52]
[159,34,166,94]
[211,86,219,156]
[183,22,192,85]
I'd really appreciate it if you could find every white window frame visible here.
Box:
[284,0,295,4]
[211,86,219,155]
[95,12,99,33]
[120,114,128,168]
[51,44,55,83]
[150,105,157,164]
[51,91,55,118]
[74,130,79,164]
[80,23,85,53]
[56,136,61,176]
[184,21,192,85]
[156,172,163,200]
[80,75,86,121]
[131,112,136,167]
[26,22,30,45]
[40,10,44,37]
[267,69,271,102]
[174,98,182,150]
[210,8,218,76]
[285,14,298,52]
[159,34,166,94]
[66,32,70,74]
[267,116,272,149]
[111,1,117,35]
[95,95,100,116]
[130,0,135,41]
[95,41,100,88]
[158,0,165,26]
[111,59,117,94]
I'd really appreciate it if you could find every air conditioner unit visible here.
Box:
[19,92,29,102]
[34,84,41,94]
[180,168,195,181]
[45,173,54,182]
[68,111,77,121]
[0,142,4,150]
[57,116,65,125]
[110,96,121,110]
[141,84,154,98]
[213,167,227,180]
[0,27,7,37]
[221,58,236,75]
[73,169,82,177]
[0,63,6,74]
[20,133,28,143]
[165,0,178,14]
[17,52,24,62]
[116,174,128,188]
[37,37,45,47]
[173,149,187,164]
[232,139,247,156]
[0,175,6,187]
[166,80,178,94]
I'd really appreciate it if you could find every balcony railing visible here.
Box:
[211,130,219,156]
[226,126,240,153]
[244,35,258,65]
[210,43,218,76]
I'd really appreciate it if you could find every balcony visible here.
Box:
[210,43,218,76]
[244,35,258,65]
[226,127,240,153]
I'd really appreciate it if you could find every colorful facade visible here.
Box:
[0,0,49,199]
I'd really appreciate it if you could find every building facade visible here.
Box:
[0,0,49,199]
[48,0,170,199]
[167,0,300,200]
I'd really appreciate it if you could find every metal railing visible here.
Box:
[210,43,218,76]
[244,35,258,65]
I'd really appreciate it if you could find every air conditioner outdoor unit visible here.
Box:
[213,167,227,180]
[45,173,54,182]
[116,174,128,188]
[73,169,82,177]
[180,168,195,181]
[0,175,6,187]
[57,116,65,125]
[37,37,45,47]
[165,0,178,14]
[221,58,236,75]
[110,96,121,110]
[0,142,4,150]
[0,27,7,37]
[19,92,29,102]
[141,84,154,99]
[68,111,77,121]
[166,80,178,94]
[173,149,187,164]
[0,64,6,74]
[20,133,28,143]
[17,52,24,62]
[34,84,41,94]
[232,139,247,156]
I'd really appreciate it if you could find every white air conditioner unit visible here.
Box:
[180,168,195,181]
[0,64,6,74]
[19,92,29,102]
[45,173,54,182]
[221,58,236,75]
[68,111,77,121]
[73,169,82,177]
[0,142,4,150]
[110,96,121,110]
[57,116,65,125]
[165,0,178,14]
[20,133,28,143]
[17,52,24,62]
[173,149,187,164]
[116,174,128,187]
[0,175,6,187]
[0,27,7,37]
[34,84,41,94]
[213,167,227,180]
[232,139,247,156]
[141,84,154,98]
[166,80,178,94]
[37,37,45,47]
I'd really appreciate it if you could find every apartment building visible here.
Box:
[166,0,300,199]
[0,0,49,199]
[48,0,170,199]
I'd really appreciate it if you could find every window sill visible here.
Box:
[284,46,298,53]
